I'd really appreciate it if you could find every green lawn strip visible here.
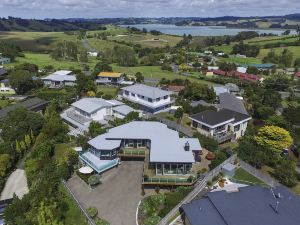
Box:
[97,86,118,96]
[233,168,266,186]
[54,142,76,163]
[219,56,262,64]
[258,46,300,63]
[0,99,10,108]
[59,185,88,225]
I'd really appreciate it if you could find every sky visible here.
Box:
[0,0,299,19]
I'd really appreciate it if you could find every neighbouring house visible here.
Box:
[0,67,7,78]
[189,108,251,143]
[0,57,10,65]
[218,92,248,115]
[0,97,48,120]
[181,185,300,225]
[237,66,247,73]
[80,121,202,175]
[97,72,133,86]
[224,83,240,95]
[0,198,13,224]
[60,98,137,135]
[42,70,76,88]
[120,84,174,114]
[240,63,275,71]
[294,71,300,80]
[212,70,262,83]
[87,51,98,57]
[214,86,229,96]
[0,83,15,95]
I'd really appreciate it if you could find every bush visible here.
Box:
[95,217,110,225]
[88,175,101,186]
[87,206,98,218]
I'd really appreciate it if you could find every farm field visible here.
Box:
[258,46,300,63]
[0,31,80,52]
[6,53,98,70]
[219,56,261,64]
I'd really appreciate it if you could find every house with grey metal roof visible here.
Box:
[60,98,137,135]
[0,97,48,120]
[189,109,251,143]
[218,92,248,115]
[42,70,76,88]
[120,84,174,114]
[182,185,300,225]
[80,121,202,176]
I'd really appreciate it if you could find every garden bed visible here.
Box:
[138,186,192,225]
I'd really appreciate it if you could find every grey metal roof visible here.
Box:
[190,109,251,128]
[0,97,48,119]
[225,83,240,92]
[182,185,300,225]
[0,67,7,76]
[89,121,201,163]
[71,98,123,114]
[88,134,121,150]
[121,84,172,99]
[214,86,229,96]
[112,105,135,116]
[219,93,248,115]
[191,100,213,108]
[222,163,236,172]
[42,74,76,82]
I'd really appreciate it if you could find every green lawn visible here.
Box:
[97,86,118,97]
[219,56,262,64]
[111,64,213,86]
[6,53,98,70]
[233,168,266,186]
[54,142,76,164]
[59,185,88,225]
[0,99,10,108]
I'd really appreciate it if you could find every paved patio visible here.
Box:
[67,161,144,225]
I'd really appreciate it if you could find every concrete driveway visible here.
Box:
[67,161,144,225]
[1,169,29,200]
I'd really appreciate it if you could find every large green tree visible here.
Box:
[8,70,36,94]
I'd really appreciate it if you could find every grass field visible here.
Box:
[219,56,261,64]
[0,31,80,52]
[233,168,266,186]
[258,46,300,63]
[111,64,213,85]
[6,53,98,70]
[97,85,119,96]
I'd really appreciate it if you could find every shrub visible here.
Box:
[87,206,98,219]
[155,187,160,194]
[95,217,110,225]
[207,180,212,186]
[88,174,101,186]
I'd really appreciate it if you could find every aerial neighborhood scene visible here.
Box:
[1,1,300,225]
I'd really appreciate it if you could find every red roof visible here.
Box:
[295,72,300,78]
[212,70,261,83]
[167,85,185,92]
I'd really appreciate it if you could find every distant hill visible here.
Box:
[0,17,107,31]
[1,14,300,31]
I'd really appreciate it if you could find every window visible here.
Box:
[164,95,168,99]
[201,124,210,132]
[156,164,162,175]
[192,121,198,128]
[137,140,142,148]
[148,98,153,103]
[234,124,240,132]
[124,91,129,95]
[156,97,160,102]
[131,93,135,97]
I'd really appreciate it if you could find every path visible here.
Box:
[0,169,29,200]
[82,38,97,52]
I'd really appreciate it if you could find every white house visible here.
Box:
[120,84,174,114]
[60,98,137,135]
[87,51,98,57]
[42,70,76,88]
[80,121,202,175]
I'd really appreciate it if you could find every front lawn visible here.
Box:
[233,168,266,186]
[138,187,192,225]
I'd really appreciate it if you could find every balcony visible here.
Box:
[118,148,147,158]
[213,132,234,144]
[66,109,91,125]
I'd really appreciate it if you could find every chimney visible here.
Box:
[184,141,190,151]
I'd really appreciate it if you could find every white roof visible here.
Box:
[42,74,76,82]
[122,84,172,99]
[88,133,121,150]
[72,98,124,114]
[214,86,229,96]
[222,163,236,172]
[112,105,135,116]
[52,70,73,76]
[89,121,201,163]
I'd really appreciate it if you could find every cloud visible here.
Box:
[0,0,299,18]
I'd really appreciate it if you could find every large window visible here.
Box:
[156,164,162,175]
[234,124,240,132]
[201,124,210,132]
[148,98,153,103]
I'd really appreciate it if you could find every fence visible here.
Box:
[158,154,237,225]
[143,177,196,185]
[238,159,278,187]
[61,180,96,225]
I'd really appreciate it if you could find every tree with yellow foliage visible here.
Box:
[255,125,293,154]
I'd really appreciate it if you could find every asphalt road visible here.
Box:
[67,161,144,225]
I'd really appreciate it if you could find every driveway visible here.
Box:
[67,161,144,225]
[0,169,29,200]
